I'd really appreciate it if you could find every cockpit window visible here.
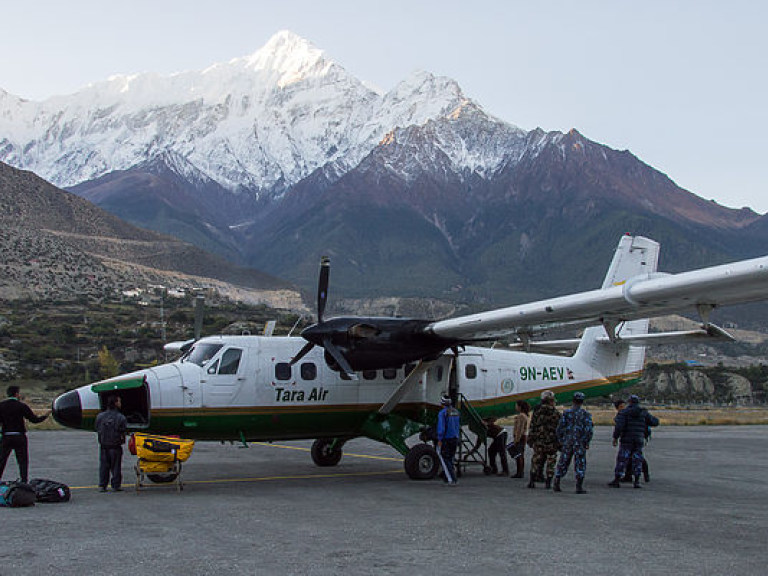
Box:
[182,343,224,367]
[218,348,243,375]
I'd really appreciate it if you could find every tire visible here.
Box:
[147,473,179,484]
[404,444,439,480]
[311,438,343,467]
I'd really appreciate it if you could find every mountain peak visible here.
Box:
[240,30,330,87]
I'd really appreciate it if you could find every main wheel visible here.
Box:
[404,444,439,480]
[311,438,343,467]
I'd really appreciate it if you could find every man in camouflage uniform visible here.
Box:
[553,391,594,494]
[527,390,561,489]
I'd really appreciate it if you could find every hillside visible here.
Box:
[0,162,303,309]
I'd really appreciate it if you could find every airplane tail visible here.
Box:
[574,235,660,378]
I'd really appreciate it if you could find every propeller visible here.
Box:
[290,256,454,375]
[290,257,336,366]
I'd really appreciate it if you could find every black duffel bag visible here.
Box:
[28,478,71,503]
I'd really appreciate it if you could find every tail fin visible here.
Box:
[575,235,660,376]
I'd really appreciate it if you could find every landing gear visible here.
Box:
[311,438,344,467]
[404,444,439,480]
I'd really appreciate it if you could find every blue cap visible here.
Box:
[573,392,585,401]
[628,394,640,404]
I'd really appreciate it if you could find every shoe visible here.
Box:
[633,476,642,489]
[575,479,587,494]
[553,477,561,492]
[113,487,123,492]
[608,477,621,488]
[510,473,523,478]
[98,487,107,493]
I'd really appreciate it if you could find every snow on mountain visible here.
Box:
[0,31,524,197]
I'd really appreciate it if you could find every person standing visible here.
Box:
[482,417,509,476]
[609,394,659,489]
[436,394,461,485]
[553,391,594,494]
[527,390,561,489]
[0,385,50,483]
[95,395,128,492]
[510,401,531,478]
[613,398,651,483]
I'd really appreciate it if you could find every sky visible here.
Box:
[2,0,766,213]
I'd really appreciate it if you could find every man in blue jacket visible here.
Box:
[437,394,461,485]
[609,395,659,489]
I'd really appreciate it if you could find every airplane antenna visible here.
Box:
[287,316,303,337]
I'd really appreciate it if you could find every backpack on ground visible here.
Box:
[0,481,37,507]
[28,478,71,503]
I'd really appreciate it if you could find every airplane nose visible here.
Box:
[52,390,82,429]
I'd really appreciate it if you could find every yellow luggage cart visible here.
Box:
[133,433,195,493]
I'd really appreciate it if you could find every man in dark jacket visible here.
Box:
[609,395,659,489]
[0,385,50,483]
[527,390,561,489]
[95,395,128,492]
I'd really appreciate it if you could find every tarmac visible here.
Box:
[2,426,767,576]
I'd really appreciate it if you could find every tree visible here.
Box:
[98,346,119,380]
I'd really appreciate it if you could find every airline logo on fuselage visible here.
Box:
[274,387,329,403]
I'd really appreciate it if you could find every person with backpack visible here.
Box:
[95,395,128,492]
[0,385,50,483]
[609,395,659,489]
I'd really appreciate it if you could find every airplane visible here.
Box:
[52,235,768,480]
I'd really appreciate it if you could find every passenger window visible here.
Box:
[383,368,397,380]
[275,363,292,381]
[362,370,377,380]
[301,363,317,381]
[465,364,477,379]
[435,366,444,382]
[218,348,243,375]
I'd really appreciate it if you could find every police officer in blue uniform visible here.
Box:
[437,394,461,485]
[553,391,593,494]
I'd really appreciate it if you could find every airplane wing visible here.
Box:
[426,254,768,341]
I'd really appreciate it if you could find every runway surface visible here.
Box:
[2,426,767,575]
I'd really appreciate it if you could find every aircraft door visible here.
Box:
[457,353,486,402]
[201,347,248,408]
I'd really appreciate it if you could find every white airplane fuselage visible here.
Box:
[53,333,639,450]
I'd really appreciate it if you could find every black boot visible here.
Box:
[553,476,561,492]
[527,470,536,489]
[575,478,586,494]
[608,476,621,488]
[511,457,524,478]
[633,476,642,489]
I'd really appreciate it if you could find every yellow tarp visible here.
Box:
[134,433,195,462]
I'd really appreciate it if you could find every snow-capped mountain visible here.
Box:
[3,30,767,308]
[0,30,517,197]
